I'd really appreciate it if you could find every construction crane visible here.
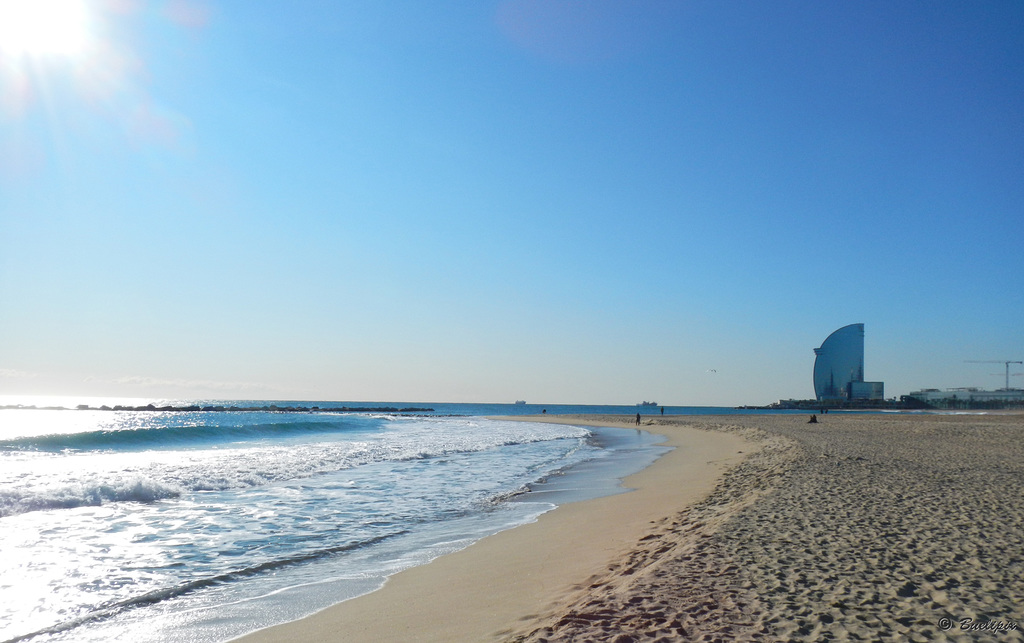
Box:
[965,360,1024,390]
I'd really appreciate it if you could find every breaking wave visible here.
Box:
[0,476,182,517]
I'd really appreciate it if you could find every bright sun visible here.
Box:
[0,0,92,58]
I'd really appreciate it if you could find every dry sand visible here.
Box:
[510,413,1024,643]
[235,413,1024,643]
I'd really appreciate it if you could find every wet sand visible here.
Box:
[235,412,1024,642]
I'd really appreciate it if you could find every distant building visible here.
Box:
[905,388,1024,409]
[813,323,884,401]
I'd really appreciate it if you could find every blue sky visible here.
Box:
[1,0,1022,405]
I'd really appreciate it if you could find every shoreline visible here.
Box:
[232,415,754,642]
[231,411,1024,642]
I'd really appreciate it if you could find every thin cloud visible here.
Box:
[0,369,40,379]
[112,375,279,393]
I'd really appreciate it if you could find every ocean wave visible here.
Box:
[0,418,592,519]
[0,419,359,453]
[0,477,182,517]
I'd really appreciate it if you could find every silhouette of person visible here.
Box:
[808,414,818,424]
[635,412,641,426]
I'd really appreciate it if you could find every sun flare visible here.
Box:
[0,0,92,58]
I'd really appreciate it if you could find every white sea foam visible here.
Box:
[0,416,588,517]
[0,410,639,643]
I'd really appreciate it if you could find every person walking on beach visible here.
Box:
[635,412,641,426]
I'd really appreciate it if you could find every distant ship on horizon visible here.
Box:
[638,401,658,407]
[514,400,526,405]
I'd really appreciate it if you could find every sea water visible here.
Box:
[0,402,687,643]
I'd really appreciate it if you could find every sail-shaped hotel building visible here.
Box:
[813,323,884,401]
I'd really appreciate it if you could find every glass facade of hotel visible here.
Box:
[813,323,865,400]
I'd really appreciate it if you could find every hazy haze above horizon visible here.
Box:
[2,1,1021,406]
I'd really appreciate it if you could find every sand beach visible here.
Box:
[236,412,1024,642]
